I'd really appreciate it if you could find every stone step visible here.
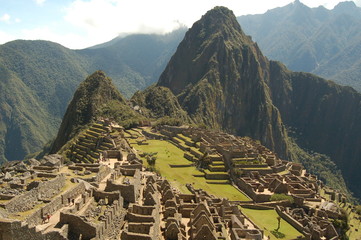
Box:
[101,142,114,149]
[78,141,95,149]
[84,133,97,141]
[90,127,105,134]
[76,144,88,152]
[211,160,224,166]
[204,170,229,180]
[86,130,100,137]
[74,148,87,157]
[208,165,226,172]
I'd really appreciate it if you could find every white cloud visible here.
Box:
[354,0,361,6]
[0,30,16,44]
[13,0,360,49]
[63,0,289,47]
[0,13,11,23]
[35,0,46,6]
[21,26,90,49]
[66,0,350,48]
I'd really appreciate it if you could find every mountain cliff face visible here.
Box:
[155,6,289,158]
[50,71,137,153]
[134,6,361,198]
[238,1,361,92]
[268,62,361,197]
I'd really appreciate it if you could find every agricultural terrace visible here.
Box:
[130,139,250,201]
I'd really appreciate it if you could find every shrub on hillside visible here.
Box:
[270,193,294,203]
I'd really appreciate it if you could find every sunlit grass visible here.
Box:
[131,139,250,201]
[241,207,304,240]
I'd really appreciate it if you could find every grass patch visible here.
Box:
[131,139,250,201]
[241,208,304,240]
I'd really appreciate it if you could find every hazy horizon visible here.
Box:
[1,0,360,49]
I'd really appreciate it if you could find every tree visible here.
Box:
[276,216,281,232]
[145,152,157,166]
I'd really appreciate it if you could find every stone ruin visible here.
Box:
[0,123,348,240]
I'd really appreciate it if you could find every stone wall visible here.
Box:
[142,130,165,140]
[118,168,137,176]
[0,194,14,200]
[93,190,123,207]
[59,212,98,239]
[36,173,58,178]
[0,219,68,240]
[105,180,138,203]
[117,163,142,170]
[161,125,188,134]
[4,190,38,213]
[33,166,59,173]
[94,165,112,183]
[275,206,311,239]
[235,178,271,202]
[4,175,66,213]
[104,150,122,160]
[38,175,66,199]
[61,182,86,205]
[26,182,86,227]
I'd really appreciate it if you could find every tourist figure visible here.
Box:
[46,213,51,223]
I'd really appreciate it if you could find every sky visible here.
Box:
[0,0,360,49]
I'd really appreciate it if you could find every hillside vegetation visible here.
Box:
[0,29,185,163]
[238,0,361,92]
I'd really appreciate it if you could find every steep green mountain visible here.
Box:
[78,28,187,97]
[50,70,142,153]
[0,29,185,163]
[237,1,361,92]
[155,6,289,159]
[133,6,361,198]
[268,63,361,197]
[0,40,89,163]
[131,85,190,122]
[0,66,57,162]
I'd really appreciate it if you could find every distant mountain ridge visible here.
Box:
[133,6,361,198]
[237,0,361,92]
[0,29,186,163]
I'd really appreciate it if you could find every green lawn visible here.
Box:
[131,139,250,201]
[241,208,304,240]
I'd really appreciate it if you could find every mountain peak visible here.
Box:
[194,6,245,40]
[154,6,288,158]
[201,6,236,22]
[333,1,359,14]
[50,70,126,153]
[157,6,254,95]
